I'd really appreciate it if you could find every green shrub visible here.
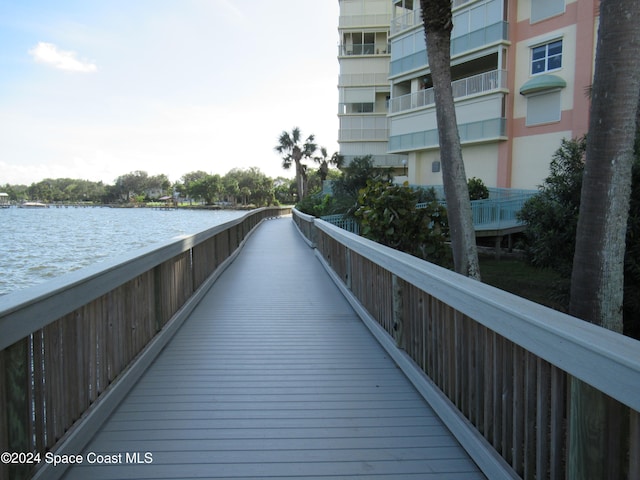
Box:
[467,177,489,200]
[295,193,335,217]
[354,180,449,265]
[517,136,640,338]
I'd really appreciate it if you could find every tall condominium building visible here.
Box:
[338,0,408,178]
[339,0,599,189]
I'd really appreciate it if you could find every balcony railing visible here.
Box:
[391,8,422,36]
[338,13,392,28]
[338,127,390,142]
[391,1,490,36]
[339,154,408,168]
[390,21,509,77]
[389,69,506,114]
[388,117,507,152]
[452,0,475,8]
[338,72,391,87]
[339,43,390,56]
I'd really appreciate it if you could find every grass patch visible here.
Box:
[478,254,567,311]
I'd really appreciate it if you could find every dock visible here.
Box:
[61,218,483,479]
[1,207,638,480]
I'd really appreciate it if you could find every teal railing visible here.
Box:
[321,187,537,233]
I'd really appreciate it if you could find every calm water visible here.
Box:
[0,206,245,296]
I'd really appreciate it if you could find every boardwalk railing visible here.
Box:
[320,187,537,235]
[293,208,640,479]
[0,207,290,480]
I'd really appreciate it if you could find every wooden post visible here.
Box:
[494,235,503,260]
[5,339,31,480]
[568,377,625,479]
[0,349,9,480]
[345,248,352,290]
[631,409,639,479]
[392,274,403,348]
[153,264,165,333]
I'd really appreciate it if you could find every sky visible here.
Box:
[0,0,340,185]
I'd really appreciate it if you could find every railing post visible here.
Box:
[568,377,626,479]
[0,349,8,480]
[3,339,31,480]
[631,410,640,478]
[153,264,164,332]
[392,274,404,348]
[345,248,351,290]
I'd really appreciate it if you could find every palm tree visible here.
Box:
[314,147,344,182]
[420,0,480,280]
[567,0,640,477]
[274,127,317,200]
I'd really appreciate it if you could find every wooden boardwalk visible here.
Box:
[62,217,484,480]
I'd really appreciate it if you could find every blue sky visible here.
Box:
[0,0,340,185]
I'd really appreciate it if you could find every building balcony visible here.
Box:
[389,21,509,77]
[339,43,391,56]
[390,8,422,36]
[338,72,391,87]
[451,21,509,57]
[338,13,392,28]
[341,154,408,168]
[389,69,506,114]
[338,127,390,142]
[391,0,486,37]
[388,117,506,153]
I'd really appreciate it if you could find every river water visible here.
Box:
[0,206,245,296]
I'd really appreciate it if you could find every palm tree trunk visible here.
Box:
[295,160,304,199]
[568,1,640,477]
[421,0,480,279]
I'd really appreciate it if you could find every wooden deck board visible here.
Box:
[62,218,484,479]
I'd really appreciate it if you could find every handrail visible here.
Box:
[292,208,640,479]
[0,207,291,480]
[319,188,536,233]
[389,70,506,114]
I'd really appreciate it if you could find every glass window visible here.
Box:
[401,35,414,56]
[531,40,562,75]
[452,0,504,38]
[453,10,469,37]
[470,6,484,31]
[486,0,501,23]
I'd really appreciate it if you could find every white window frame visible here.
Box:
[530,39,563,75]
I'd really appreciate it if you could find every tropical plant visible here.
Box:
[518,137,586,282]
[354,180,449,264]
[467,177,489,200]
[420,0,480,279]
[295,193,337,218]
[331,155,392,199]
[314,147,344,183]
[274,127,317,199]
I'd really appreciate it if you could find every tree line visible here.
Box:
[0,167,302,207]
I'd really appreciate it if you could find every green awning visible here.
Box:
[519,74,567,95]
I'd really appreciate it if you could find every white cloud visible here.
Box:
[28,42,97,73]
